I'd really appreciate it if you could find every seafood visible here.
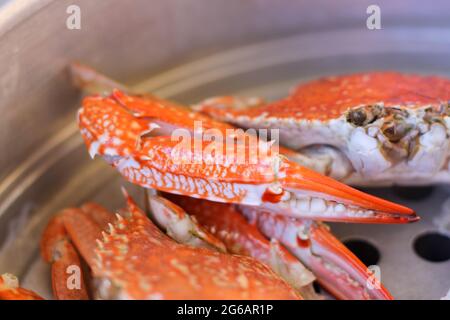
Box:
[195,72,450,186]
[77,88,417,223]
[73,81,417,300]
[40,190,300,300]
[29,64,417,300]
[161,193,391,300]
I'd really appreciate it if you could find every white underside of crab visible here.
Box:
[262,190,375,219]
[241,208,370,297]
[222,106,450,186]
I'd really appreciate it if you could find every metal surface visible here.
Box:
[0,0,449,300]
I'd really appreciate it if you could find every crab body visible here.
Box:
[195,72,450,186]
[39,191,300,300]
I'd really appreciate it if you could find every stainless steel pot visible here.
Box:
[0,0,449,299]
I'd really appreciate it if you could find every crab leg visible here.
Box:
[40,204,115,300]
[160,193,319,299]
[240,206,393,300]
[40,213,90,300]
[78,90,417,223]
[146,192,227,252]
[0,274,44,300]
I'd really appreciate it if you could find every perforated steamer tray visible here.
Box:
[0,28,450,300]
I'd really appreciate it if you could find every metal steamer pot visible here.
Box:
[0,0,449,299]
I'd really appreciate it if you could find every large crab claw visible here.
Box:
[241,206,393,300]
[194,73,450,186]
[161,193,393,300]
[78,90,417,223]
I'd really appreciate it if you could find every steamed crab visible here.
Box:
[74,74,417,299]
[0,65,422,300]
[1,191,300,300]
[195,72,450,186]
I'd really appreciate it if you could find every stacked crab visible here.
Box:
[4,65,449,300]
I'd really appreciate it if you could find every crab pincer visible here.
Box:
[78,91,418,223]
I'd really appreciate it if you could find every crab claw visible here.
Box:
[243,207,393,300]
[0,274,44,300]
[265,162,419,224]
[69,62,129,95]
[146,192,227,252]
[78,91,417,224]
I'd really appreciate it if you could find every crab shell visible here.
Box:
[93,193,301,299]
[195,72,450,186]
[40,191,301,300]
[78,89,417,223]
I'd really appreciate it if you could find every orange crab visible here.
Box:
[78,88,416,224]
[68,65,419,300]
[0,65,421,300]
[73,65,421,298]
[160,193,392,300]
[195,72,450,186]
